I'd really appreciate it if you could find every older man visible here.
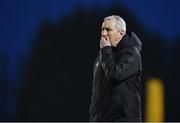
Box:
[89,15,142,121]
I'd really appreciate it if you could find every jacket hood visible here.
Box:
[114,31,142,51]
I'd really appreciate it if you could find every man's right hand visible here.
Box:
[100,36,111,49]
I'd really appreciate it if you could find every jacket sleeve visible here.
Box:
[101,46,140,84]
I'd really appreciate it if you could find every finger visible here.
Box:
[107,36,110,42]
[101,36,106,41]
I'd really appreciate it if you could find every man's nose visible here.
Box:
[101,30,107,36]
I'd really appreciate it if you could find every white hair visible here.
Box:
[104,15,126,33]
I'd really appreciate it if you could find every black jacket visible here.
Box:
[89,31,142,121]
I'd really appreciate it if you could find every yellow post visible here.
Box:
[145,78,165,122]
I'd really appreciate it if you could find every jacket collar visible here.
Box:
[113,31,142,52]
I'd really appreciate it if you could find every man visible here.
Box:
[89,15,142,121]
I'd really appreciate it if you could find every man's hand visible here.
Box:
[100,36,111,49]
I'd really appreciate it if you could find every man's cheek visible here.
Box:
[109,37,112,42]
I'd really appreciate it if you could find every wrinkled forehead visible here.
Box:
[101,19,116,28]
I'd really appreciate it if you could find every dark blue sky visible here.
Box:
[121,0,180,41]
[1,0,180,50]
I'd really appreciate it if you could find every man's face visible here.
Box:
[101,19,123,47]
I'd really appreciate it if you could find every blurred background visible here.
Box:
[0,0,180,121]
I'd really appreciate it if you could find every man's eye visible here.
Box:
[106,28,112,31]
[101,28,112,31]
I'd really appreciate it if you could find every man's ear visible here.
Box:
[118,31,124,38]
[120,31,125,36]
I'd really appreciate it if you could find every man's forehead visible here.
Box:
[102,20,116,27]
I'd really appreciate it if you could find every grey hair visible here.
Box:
[104,15,126,33]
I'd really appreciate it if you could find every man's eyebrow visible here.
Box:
[101,27,105,30]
